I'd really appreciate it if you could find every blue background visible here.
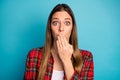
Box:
[0,0,120,80]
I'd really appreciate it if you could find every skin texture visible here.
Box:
[51,11,74,80]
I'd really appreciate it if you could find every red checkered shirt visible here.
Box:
[24,48,94,80]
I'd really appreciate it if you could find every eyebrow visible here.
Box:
[52,18,71,20]
[52,18,59,20]
[65,18,71,20]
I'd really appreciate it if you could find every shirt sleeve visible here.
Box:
[70,50,94,80]
[24,49,38,80]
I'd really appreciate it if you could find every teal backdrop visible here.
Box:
[0,0,120,80]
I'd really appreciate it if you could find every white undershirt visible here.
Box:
[51,69,64,80]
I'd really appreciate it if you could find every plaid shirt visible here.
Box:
[24,48,94,80]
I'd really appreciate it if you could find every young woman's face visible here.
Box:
[51,11,73,42]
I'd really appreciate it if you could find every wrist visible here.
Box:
[62,59,72,66]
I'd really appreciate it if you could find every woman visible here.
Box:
[24,3,94,80]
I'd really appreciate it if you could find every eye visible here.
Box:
[52,21,59,26]
[64,21,71,26]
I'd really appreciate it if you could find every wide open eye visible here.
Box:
[52,21,59,26]
[64,21,71,26]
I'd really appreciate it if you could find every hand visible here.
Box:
[56,34,73,63]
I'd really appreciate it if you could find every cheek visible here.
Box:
[65,27,72,40]
[51,27,59,39]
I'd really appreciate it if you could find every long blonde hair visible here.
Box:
[37,4,83,80]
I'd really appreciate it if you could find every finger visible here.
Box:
[69,44,73,49]
[61,35,65,47]
[70,45,74,53]
[57,35,62,49]
[59,34,64,47]
[56,40,60,50]
[62,35,68,47]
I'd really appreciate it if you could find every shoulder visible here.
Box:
[27,47,43,59]
[80,49,93,61]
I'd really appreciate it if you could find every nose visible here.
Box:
[59,23,64,32]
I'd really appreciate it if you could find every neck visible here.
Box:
[51,41,64,70]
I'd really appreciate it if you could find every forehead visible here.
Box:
[52,11,72,20]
